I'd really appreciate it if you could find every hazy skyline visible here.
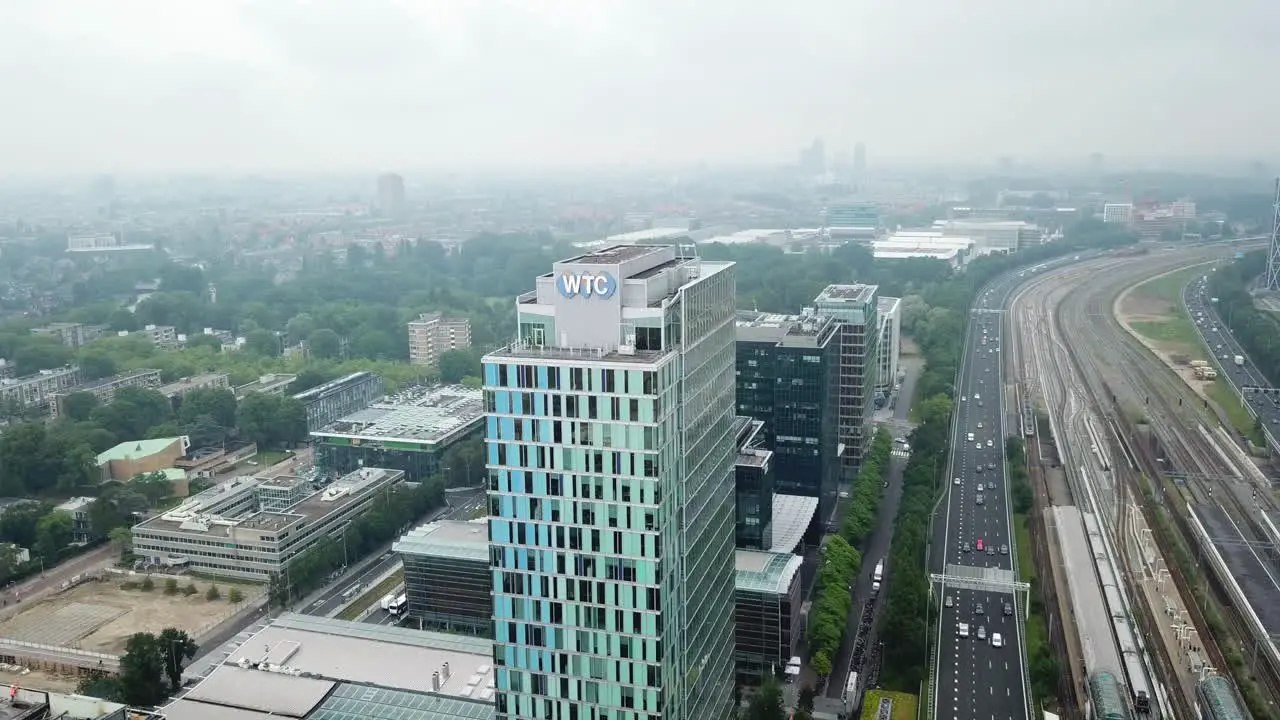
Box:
[1,0,1277,174]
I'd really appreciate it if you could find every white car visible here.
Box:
[991,632,1004,648]
[976,442,982,450]
[987,439,994,447]
[953,477,961,486]
[977,422,983,429]
[973,393,981,400]
[957,623,970,638]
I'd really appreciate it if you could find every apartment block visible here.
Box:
[407,312,472,367]
[234,373,297,398]
[814,284,880,476]
[0,366,82,409]
[50,368,162,418]
[484,244,738,719]
[30,322,106,349]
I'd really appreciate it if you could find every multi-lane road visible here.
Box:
[1183,275,1280,435]
[931,276,1029,720]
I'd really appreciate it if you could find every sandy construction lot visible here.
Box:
[0,575,259,655]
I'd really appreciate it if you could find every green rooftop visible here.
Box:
[97,437,184,465]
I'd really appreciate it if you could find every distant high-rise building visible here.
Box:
[376,173,406,217]
[799,138,826,175]
[813,284,880,476]
[826,202,880,239]
[484,244,738,720]
[853,142,867,184]
[407,312,472,367]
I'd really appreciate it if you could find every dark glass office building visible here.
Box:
[813,284,880,477]
[393,520,493,637]
[733,417,774,550]
[735,310,841,521]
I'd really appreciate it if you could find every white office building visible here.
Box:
[876,297,902,394]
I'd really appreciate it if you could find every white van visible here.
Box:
[967,432,975,442]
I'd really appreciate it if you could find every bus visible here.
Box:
[387,594,408,617]
[842,671,861,716]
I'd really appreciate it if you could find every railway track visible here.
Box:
[1057,262,1280,711]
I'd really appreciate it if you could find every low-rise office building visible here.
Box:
[159,613,496,720]
[173,442,258,479]
[394,520,491,637]
[311,384,484,482]
[734,549,804,681]
[131,467,404,580]
[293,371,384,432]
[876,296,902,395]
[117,324,180,350]
[51,368,162,418]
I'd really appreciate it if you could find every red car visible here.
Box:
[976,538,984,552]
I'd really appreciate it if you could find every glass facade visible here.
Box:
[484,253,737,720]
[814,286,880,476]
[402,551,492,637]
[316,435,468,482]
[735,314,841,522]
[732,418,773,550]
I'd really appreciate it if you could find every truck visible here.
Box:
[871,560,884,595]
[1234,355,1245,367]
[379,593,396,611]
[1195,366,1217,380]
[1190,360,1209,368]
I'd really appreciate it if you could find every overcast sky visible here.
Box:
[0,0,1275,173]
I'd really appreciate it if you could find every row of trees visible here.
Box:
[267,476,446,606]
[739,676,817,720]
[1004,436,1059,702]
[79,627,198,707]
[807,429,893,680]
[876,221,1140,691]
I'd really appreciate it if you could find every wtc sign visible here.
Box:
[557,271,617,299]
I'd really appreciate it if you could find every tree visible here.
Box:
[308,328,342,359]
[34,510,72,562]
[438,348,482,383]
[157,628,198,691]
[798,685,816,712]
[206,585,221,601]
[90,387,173,439]
[118,632,167,706]
[109,526,133,557]
[228,587,245,604]
[130,471,174,506]
[244,329,281,357]
[810,650,832,679]
[60,391,99,422]
[443,436,485,488]
[285,313,317,345]
[744,675,786,720]
[236,393,307,449]
[0,501,49,548]
[78,351,119,380]
[178,387,238,427]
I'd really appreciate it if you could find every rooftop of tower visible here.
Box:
[814,283,877,304]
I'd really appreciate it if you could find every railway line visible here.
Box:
[1052,253,1280,715]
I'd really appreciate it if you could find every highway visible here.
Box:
[1183,275,1280,439]
[931,274,1029,720]
[301,489,485,618]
